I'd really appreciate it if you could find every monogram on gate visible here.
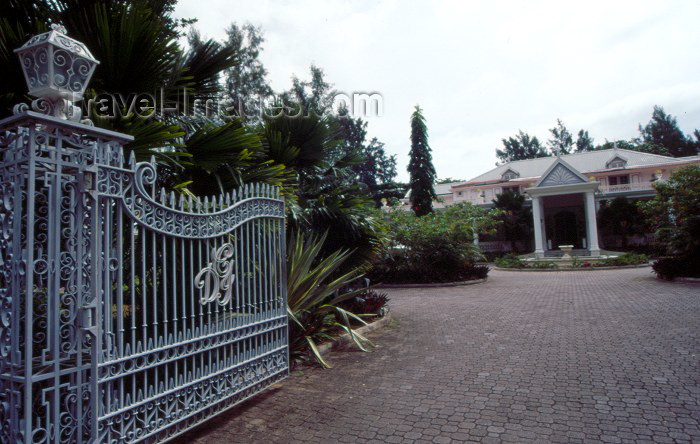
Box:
[195,243,236,305]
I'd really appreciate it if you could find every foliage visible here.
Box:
[370,204,499,283]
[597,197,646,249]
[652,257,700,280]
[594,253,649,267]
[496,130,549,163]
[639,165,700,260]
[337,290,390,318]
[575,129,595,152]
[282,65,333,117]
[638,106,698,157]
[547,119,574,155]
[336,109,403,207]
[494,253,525,269]
[286,231,374,368]
[492,191,532,253]
[593,139,670,156]
[0,0,241,164]
[407,105,437,216]
[223,22,273,120]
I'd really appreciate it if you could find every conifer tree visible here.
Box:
[408,105,437,216]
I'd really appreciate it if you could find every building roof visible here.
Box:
[402,181,462,199]
[461,149,697,185]
[435,181,463,195]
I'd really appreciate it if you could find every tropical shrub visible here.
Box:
[369,203,500,283]
[652,257,700,280]
[492,191,532,253]
[286,231,374,368]
[597,197,647,249]
[639,165,700,279]
[593,253,649,267]
[338,290,390,318]
[494,253,525,269]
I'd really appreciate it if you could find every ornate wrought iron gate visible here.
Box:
[0,111,289,443]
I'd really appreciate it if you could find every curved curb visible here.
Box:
[375,278,487,289]
[658,276,700,284]
[493,263,651,272]
[316,311,393,355]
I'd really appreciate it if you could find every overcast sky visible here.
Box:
[175,0,700,182]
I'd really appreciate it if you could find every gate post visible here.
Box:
[0,26,132,442]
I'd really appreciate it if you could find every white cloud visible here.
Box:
[175,0,700,181]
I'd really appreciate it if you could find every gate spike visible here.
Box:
[128,150,136,167]
[159,188,167,204]
[203,196,209,212]
[117,147,124,165]
[169,191,176,207]
[178,193,185,210]
[150,154,156,165]
[224,192,231,207]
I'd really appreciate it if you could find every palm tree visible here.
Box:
[0,0,284,180]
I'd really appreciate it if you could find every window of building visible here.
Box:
[609,160,625,169]
[608,175,630,186]
[606,156,628,169]
[502,170,519,181]
[502,186,520,194]
[457,191,463,196]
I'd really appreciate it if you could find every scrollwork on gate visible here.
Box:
[96,161,285,238]
[195,243,236,305]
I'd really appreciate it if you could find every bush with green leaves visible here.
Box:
[639,165,700,279]
[286,231,374,368]
[338,290,390,318]
[594,253,649,267]
[494,253,525,269]
[369,203,500,283]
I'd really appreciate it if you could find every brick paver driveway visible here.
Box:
[177,268,700,443]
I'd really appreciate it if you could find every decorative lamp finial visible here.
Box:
[12,24,99,125]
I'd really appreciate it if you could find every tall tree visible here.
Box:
[282,65,333,117]
[639,106,697,157]
[224,23,273,120]
[336,108,402,206]
[575,129,595,152]
[496,130,548,163]
[408,105,437,216]
[547,119,573,155]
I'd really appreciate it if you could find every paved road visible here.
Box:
[177,268,700,443]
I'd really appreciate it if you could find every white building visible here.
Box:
[406,148,699,257]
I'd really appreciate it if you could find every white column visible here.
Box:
[585,191,600,256]
[531,196,545,258]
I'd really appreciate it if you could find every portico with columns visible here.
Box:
[524,158,601,258]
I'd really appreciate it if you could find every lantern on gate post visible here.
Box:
[13,23,99,124]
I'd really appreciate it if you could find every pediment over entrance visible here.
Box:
[536,159,589,187]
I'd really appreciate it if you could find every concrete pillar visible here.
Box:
[531,196,545,258]
[585,191,601,256]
